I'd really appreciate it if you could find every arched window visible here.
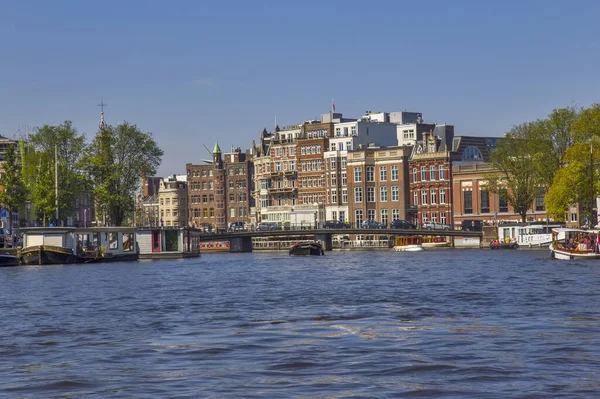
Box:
[462,146,483,161]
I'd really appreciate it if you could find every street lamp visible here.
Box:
[26,201,31,227]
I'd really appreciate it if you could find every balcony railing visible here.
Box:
[268,187,297,193]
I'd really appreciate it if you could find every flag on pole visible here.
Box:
[332,99,336,113]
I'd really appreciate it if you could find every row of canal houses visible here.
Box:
[250,110,551,229]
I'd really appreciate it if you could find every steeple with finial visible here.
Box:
[98,101,108,130]
[212,141,223,168]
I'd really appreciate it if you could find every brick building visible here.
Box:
[186,143,253,232]
[346,146,412,227]
[409,130,460,227]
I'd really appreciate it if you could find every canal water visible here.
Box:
[1,249,599,398]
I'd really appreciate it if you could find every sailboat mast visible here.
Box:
[591,142,594,227]
[55,144,59,222]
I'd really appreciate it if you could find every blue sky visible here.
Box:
[1,0,599,176]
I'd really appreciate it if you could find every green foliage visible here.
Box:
[22,121,87,225]
[488,122,549,223]
[545,104,600,225]
[0,143,27,214]
[536,107,579,189]
[82,122,163,226]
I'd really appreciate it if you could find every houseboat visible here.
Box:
[393,236,424,252]
[137,227,201,259]
[20,227,138,265]
[550,228,600,260]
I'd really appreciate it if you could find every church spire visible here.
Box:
[98,101,108,130]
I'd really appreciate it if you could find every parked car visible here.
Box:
[361,220,386,229]
[323,220,351,229]
[256,222,279,231]
[390,219,417,229]
[461,220,484,231]
[228,221,246,232]
[422,221,451,230]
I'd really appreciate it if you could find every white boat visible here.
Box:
[498,223,563,248]
[393,236,424,252]
[550,228,600,260]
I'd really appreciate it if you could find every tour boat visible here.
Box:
[289,241,324,256]
[549,228,600,260]
[497,223,563,248]
[20,227,138,265]
[200,241,230,253]
[393,236,424,252]
[0,252,20,267]
[421,236,450,248]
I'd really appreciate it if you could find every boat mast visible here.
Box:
[591,141,595,228]
[55,144,59,223]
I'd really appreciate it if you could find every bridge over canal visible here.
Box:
[200,228,483,252]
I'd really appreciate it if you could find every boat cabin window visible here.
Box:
[123,233,134,252]
[76,233,100,253]
[109,233,119,250]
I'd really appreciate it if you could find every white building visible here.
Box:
[323,111,415,222]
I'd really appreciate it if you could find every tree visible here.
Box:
[487,122,549,223]
[82,122,163,226]
[0,142,27,230]
[22,121,87,225]
[545,104,600,224]
[536,106,579,190]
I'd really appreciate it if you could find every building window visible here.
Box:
[431,212,437,222]
[354,187,363,203]
[499,189,509,213]
[430,190,437,204]
[464,191,473,214]
[391,165,398,181]
[413,191,418,206]
[440,189,446,204]
[381,209,388,226]
[331,191,337,203]
[366,166,374,182]
[354,167,362,182]
[330,143,336,151]
[351,126,357,135]
[421,190,427,205]
[380,186,388,202]
[343,127,349,136]
[439,165,445,180]
[392,208,400,220]
[342,189,348,203]
[570,212,577,222]
[230,207,235,217]
[480,190,489,213]
[535,190,544,211]
[367,209,375,221]
[391,186,399,201]
[342,172,347,186]
[336,127,341,136]
[421,166,427,181]
[380,166,387,182]
[355,209,363,227]
[430,166,436,181]
[367,187,375,202]
[413,168,417,183]
[440,212,447,224]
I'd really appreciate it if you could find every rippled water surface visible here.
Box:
[1,249,600,398]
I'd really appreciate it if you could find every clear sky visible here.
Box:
[1,0,599,176]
